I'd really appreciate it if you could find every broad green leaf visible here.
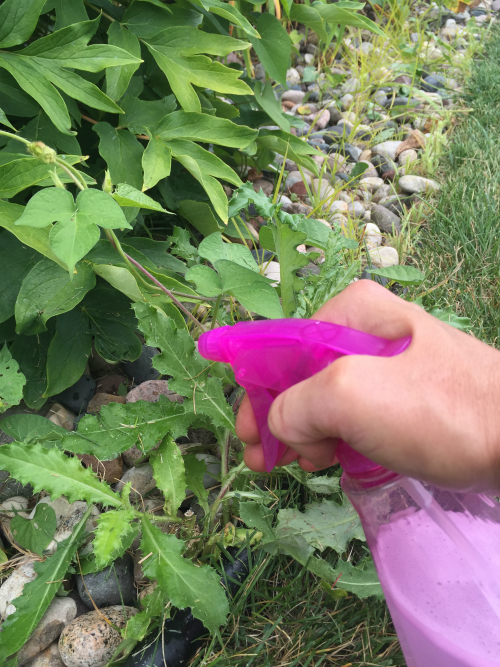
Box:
[121,95,177,134]
[269,219,308,317]
[123,2,175,39]
[198,232,258,271]
[0,155,90,199]
[305,475,341,495]
[216,260,284,319]
[151,436,186,517]
[0,0,46,49]
[93,123,144,190]
[169,140,241,222]
[18,15,99,59]
[289,4,329,42]
[140,515,229,632]
[82,283,139,329]
[227,180,276,219]
[93,509,139,570]
[328,558,383,599]
[185,265,222,297]
[106,22,142,101]
[45,308,91,397]
[184,454,209,515]
[249,14,291,85]
[0,107,15,130]
[0,506,92,661]
[0,318,16,345]
[256,130,320,175]
[314,3,387,38]
[53,0,88,30]
[427,306,472,331]
[15,259,95,336]
[0,233,39,324]
[191,0,259,37]
[294,217,332,250]
[142,136,172,191]
[366,265,425,286]
[0,344,25,413]
[9,329,52,410]
[92,264,144,302]
[178,200,222,237]
[253,80,290,132]
[17,109,80,155]
[133,304,235,431]
[0,443,122,507]
[157,111,257,148]
[0,413,66,443]
[144,28,252,113]
[62,396,193,460]
[49,215,100,275]
[239,501,276,543]
[276,497,365,554]
[15,187,74,228]
[11,503,57,556]
[112,184,167,212]
[126,238,186,274]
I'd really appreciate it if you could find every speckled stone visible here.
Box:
[58,606,137,667]
[126,380,183,405]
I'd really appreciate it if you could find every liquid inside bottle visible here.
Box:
[342,473,500,666]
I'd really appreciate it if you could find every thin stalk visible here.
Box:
[220,429,231,525]
[211,294,222,328]
[0,130,30,145]
[242,46,255,79]
[207,461,246,532]
[55,158,87,191]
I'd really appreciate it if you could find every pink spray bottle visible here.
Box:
[199,319,500,666]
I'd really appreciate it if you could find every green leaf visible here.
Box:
[351,162,370,179]
[253,80,290,133]
[178,200,222,237]
[0,506,92,661]
[198,233,257,271]
[106,22,142,101]
[45,308,91,397]
[366,265,425,286]
[18,109,81,155]
[185,265,222,297]
[144,28,252,113]
[11,503,57,556]
[0,344,25,413]
[134,304,235,431]
[93,122,144,190]
[0,232,39,324]
[328,558,383,599]
[305,475,341,495]
[92,265,144,303]
[184,454,209,515]
[256,130,320,175]
[62,395,193,460]
[52,0,88,30]
[140,515,229,632]
[427,306,472,331]
[15,187,75,228]
[0,413,66,443]
[0,442,123,507]
[0,155,90,199]
[215,260,284,319]
[93,509,139,570]
[239,501,275,542]
[142,136,172,191]
[276,497,365,554]
[314,3,387,38]
[0,106,15,130]
[15,258,95,336]
[293,217,332,251]
[269,219,308,317]
[9,329,52,410]
[151,436,186,518]
[190,0,259,37]
[121,94,177,134]
[112,184,167,212]
[157,111,257,148]
[249,14,290,85]
[289,4,328,42]
[0,0,46,49]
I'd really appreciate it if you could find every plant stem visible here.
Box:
[207,460,246,532]
[0,130,31,145]
[55,158,87,191]
[106,231,205,332]
[211,294,222,328]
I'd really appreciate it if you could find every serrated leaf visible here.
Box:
[239,501,276,543]
[143,28,252,113]
[151,436,186,518]
[305,475,341,495]
[15,258,96,336]
[62,395,193,460]
[0,344,26,413]
[427,306,472,331]
[0,443,123,507]
[0,506,92,661]
[184,454,209,515]
[156,111,257,148]
[93,509,139,570]
[269,219,309,317]
[198,232,258,271]
[112,184,167,212]
[140,515,229,632]
[276,497,365,554]
[133,304,235,431]
[329,558,383,599]
[0,413,66,443]
[366,265,425,286]
[11,503,57,556]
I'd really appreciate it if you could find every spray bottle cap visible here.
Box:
[199,320,410,476]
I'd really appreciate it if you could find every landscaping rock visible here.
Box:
[0,495,29,518]
[58,606,137,667]
[17,598,77,666]
[76,554,135,610]
[47,404,76,432]
[54,376,95,415]
[126,380,183,405]
[0,562,37,620]
[251,249,275,264]
[45,502,100,555]
[24,642,65,667]
[263,261,281,285]
[114,464,156,500]
[86,393,126,415]
[398,149,419,165]
[359,177,384,193]
[372,141,403,162]
[421,74,446,92]
[77,454,123,484]
[371,204,402,234]
[124,345,160,385]
[399,175,440,194]
[348,201,365,218]
[363,223,383,248]
[367,246,399,268]
[282,90,305,104]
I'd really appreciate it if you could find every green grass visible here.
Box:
[416,28,500,346]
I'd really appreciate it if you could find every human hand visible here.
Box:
[236,281,500,492]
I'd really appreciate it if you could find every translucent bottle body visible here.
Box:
[342,472,500,666]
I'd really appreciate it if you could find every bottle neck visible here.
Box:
[342,467,400,492]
